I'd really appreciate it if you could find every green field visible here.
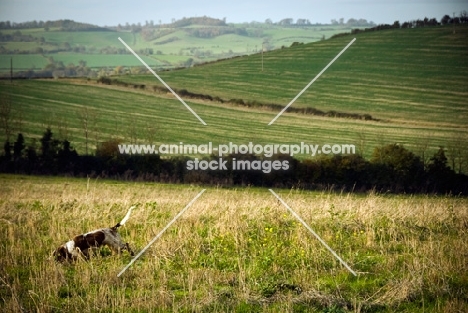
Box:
[1,24,467,165]
[122,25,468,128]
[1,76,464,162]
[1,175,467,312]
[3,54,166,71]
[0,24,355,72]
[2,20,468,313]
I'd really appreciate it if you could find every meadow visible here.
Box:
[1,20,467,313]
[0,24,353,72]
[1,77,463,162]
[2,54,165,71]
[0,174,467,312]
[1,25,467,163]
[121,25,468,128]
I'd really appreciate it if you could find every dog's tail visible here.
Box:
[113,206,135,229]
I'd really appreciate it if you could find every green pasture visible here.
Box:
[262,26,348,43]
[120,25,468,129]
[0,54,165,71]
[0,24,355,71]
[0,77,462,160]
[46,54,163,68]
[0,24,467,161]
[1,54,48,70]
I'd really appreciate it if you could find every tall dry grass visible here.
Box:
[0,175,467,312]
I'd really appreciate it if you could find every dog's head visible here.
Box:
[52,240,78,262]
[52,245,70,262]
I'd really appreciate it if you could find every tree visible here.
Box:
[40,128,60,164]
[441,14,451,25]
[56,116,71,142]
[426,147,458,193]
[278,18,293,26]
[26,139,38,164]
[184,58,194,67]
[371,144,424,191]
[58,140,78,172]
[96,138,122,158]
[13,133,25,160]
[3,140,11,161]
[427,147,450,174]
[446,134,467,174]
[114,65,124,75]
[346,18,358,26]
[460,10,468,23]
[296,19,310,25]
[401,21,411,28]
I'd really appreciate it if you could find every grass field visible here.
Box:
[2,54,166,71]
[1,77,463,161]
[0,24,354,72]
[1,23,467,313]
[121,25,468,128]
[1,25,467,163]
[0,174,467,312]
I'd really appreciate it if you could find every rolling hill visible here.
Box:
[0,24,467,171]
[122,24,468,128]
[0,18,358,72]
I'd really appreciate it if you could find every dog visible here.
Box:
[53,206,135,262]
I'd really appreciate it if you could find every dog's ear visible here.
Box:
[53,246,68,262]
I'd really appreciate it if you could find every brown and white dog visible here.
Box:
[53,206,135,262]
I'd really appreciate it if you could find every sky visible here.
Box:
[0,0,466,26]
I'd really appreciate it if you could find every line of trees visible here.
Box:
[345,12,468,36]
[327,12,468,41]
[1,128,467,195]
[0,19,109,31]
[0,32,124,55]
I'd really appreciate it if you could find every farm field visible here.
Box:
[1,54,165,71]
[0,174,467,312]
[0,24,355,72]
[1,24,467,162]
[0,77,463,161]
[120,25,468,128]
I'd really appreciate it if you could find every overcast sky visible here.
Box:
[0,0,466,26]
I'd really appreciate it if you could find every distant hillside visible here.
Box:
[0,19,110,31]
[0,18,357,75]
[118,23,468,131]
[1,14,464,77]
[1,23,466,169]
